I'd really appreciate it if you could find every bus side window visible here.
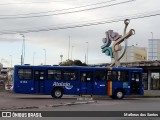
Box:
[112,71,117,81]
[81,77,85,81]
[71,73,76,80]
[132,73,140,82]
[87,73,92,81]
[95,70,106,81]
[117,71,128,82]
[63,70,78,80]
[135,74,140,82]
[107,71,112,81]
[47,70,61,80]
[18,69,32,80]
[81,73,86,82]
[118,71,122,81]
[64,74,70,80]
[34,71,39,80]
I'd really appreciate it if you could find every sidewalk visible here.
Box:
[144,90,160,97]
[124,90,160,98]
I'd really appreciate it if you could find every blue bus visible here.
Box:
[13,65,144,99]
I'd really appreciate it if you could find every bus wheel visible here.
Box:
[114,90,124,99]
[51,88,63,98]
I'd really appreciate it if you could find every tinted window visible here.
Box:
[107,71,112,80]
[132,73,140,82]
[95,70,106,81]
[34,70,45,80]
[63,70,77,80]
[112,71,118,81]
[107,70,128,81]
[117,71,128,81]
[47,70,62,80]
[34,71,39,80]
[81,72,93,82]
[18,69,32,80]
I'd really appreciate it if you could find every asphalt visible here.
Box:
[2,90,160,99]
[0,90,160,110]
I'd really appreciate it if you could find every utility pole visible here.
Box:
[151,32,153,60]
[20,33,25,65]
[60,55,63,63]
[86,42,89,64]
[68,36,70,60]
[43,49,46,65]
[71,46,74,60]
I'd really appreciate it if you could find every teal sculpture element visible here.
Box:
[101,30,121,58]
[102,47,113,58]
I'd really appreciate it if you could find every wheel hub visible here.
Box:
[117,92,123,98]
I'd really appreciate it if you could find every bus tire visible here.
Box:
[114,89,124,99]
[51,88,63,98]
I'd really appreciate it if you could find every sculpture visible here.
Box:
[101,19,135,67]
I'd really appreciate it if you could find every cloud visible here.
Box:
[0,0,160,66]
[1,58,9,64]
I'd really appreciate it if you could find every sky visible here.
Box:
[0,0,160,67]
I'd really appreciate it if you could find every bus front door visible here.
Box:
[80,71,93,95]
[34,70,45,94]
[130,72,141,94]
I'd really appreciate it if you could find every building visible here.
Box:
[0,63,3,70]
[119,46,147,62]
[148,39,160,60]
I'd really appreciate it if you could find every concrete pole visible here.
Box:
[147,70,151,90]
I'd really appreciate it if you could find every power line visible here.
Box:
[0,0,135,19]
[0,0,78,5]
[0,0,116,16]
[6,9,149,30]
[0,10,160,35]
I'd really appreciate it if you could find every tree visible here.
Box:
[59,59,87,66]
[59,59,73,66]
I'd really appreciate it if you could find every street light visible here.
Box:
[71,46,74,60]
[19,33,25,65]
[151,32,153,60]
[60,54,63,63]
[33,52,36,65]
[86,42,89,64]
[9,55,12,67]
[43,49,46,65]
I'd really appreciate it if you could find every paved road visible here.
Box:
[26,97,160,120]
[0,91,78,110]
[0,91,160,120]
[47,98,160,111]
[0,91,160,110]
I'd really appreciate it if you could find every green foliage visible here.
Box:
[59,59,87,66]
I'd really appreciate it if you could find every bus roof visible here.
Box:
[14,65,142,71]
